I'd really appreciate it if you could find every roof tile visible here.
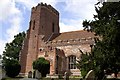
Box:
[52,30,95,41]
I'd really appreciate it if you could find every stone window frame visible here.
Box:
[68,55,77,69]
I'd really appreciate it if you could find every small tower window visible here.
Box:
[33,20,35,30]
[52,23,55,32]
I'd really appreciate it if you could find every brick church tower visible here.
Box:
[19,3,60,76]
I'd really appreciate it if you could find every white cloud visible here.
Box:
[64,0,97,20]
[15,0,57,11]
[60,22,82,33]
[0,23,5,55]
[0,0,11,20]
[3,0,22,42]
[0,40,6,55]
[6,16,22,42]
[15,0,36,10]
[0,0,20,21]
[59,0,97,33]
[60,19,84,32]
[0,0,22,55]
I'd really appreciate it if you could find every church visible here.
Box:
[19,3,95,77]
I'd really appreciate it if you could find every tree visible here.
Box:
[4,59,21,77]
[2,32,25,77]
[33,57,50,77]
[81,2,120,79]
[3,32,25,60]
[77,49,94,78]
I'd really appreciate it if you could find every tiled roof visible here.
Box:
[43,33,60,41]
[52,30,95,41]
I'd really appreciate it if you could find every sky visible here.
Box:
[0,0,99,55]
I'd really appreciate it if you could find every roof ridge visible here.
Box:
[60,30,87,34]
[51,30,95,41]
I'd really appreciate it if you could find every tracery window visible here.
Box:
[68,55,76,69]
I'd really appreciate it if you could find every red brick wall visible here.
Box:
[19,3,59,76]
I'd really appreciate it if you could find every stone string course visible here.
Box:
[46,37,94,47]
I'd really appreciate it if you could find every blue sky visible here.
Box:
[0,0,98,55]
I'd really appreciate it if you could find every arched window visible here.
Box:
[68,55,76,69]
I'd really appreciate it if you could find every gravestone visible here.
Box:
[85,70,95,80]
[35,70,41,79]
[33,71,36,78]
[1,68,6,79]
[0,58,3,79]
[64,72,69,80]
[28,71,32,78]
[0,66,2,80]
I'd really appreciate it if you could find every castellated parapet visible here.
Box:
[32,2,59,16]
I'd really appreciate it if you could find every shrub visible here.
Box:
[5,59,21,77]
[33,57,50,77]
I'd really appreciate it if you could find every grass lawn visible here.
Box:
[41,78,81,80]
[1,77,23,80]
[1,77,120,80]
[1,78,81,80]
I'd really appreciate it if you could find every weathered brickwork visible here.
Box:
[19,3,95,77]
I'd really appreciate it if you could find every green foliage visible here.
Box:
[77,50,94,78]
[2,32,25,77]
[3,32,26,60]
[82,2,120,80]
[33,57,50,77]
[4,59,21,77]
